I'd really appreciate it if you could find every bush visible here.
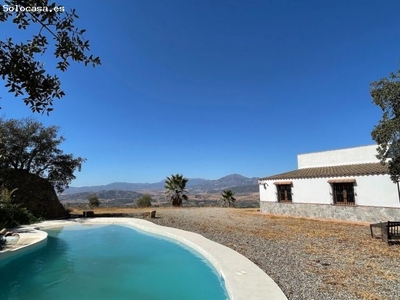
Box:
[88,194,100,208]
[136,194,152,208]
[0,203,38,228]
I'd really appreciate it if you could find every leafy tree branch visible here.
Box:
[371,69,400,183]
[0,0,101,114]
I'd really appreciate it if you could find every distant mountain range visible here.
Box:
[63,174,259,195]
[59,190,143,204]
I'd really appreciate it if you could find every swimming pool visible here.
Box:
[0,224,229,300]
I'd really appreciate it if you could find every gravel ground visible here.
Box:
[146,207,400,300]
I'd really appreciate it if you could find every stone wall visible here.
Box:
[260,201,400,223]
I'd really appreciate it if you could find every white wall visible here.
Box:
[258,181,270,202]
[356,175,399,207]
[298,145,379,168]
[290,178,332,204]
[259,178,332,205]
[259,175,400,208]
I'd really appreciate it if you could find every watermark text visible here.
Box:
[2,4,65,13]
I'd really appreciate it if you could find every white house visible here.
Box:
[258,145,400,223]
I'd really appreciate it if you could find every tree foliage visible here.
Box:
[0,0,100,114]
[371,69,400,183]
[164,174,189,207]
[136,193,152,208]
[221,189,236,207]
[0,117,86,193]
[87,193,100,208]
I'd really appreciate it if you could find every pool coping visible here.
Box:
[1,218,287,300]
[0,228,48,260]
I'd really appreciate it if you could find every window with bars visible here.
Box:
[276,184,292,202]
[332,182,355,205]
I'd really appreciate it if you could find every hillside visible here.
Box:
[59,190,143,206]
[60,174,260,207]
[63,174,259,194]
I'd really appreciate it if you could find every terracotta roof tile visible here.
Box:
[260,163,388,181]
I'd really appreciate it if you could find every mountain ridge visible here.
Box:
[63,174,259,195]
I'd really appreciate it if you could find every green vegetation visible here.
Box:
[87,193,100,208]
[0,0,100,114]
[165,174,189,207]
[0,117,85,193]
[136,194,153,208]
[371,68,400,183]
[221,189,236,207]
[0,203,38,228]
[0,188,37,228]
[1,187,18,203]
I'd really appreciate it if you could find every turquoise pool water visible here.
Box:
[0,224,229,300]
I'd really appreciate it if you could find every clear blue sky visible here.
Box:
[1,0,400,186]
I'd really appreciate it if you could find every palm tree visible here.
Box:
[221,189,236,207]
[164,174,189,207]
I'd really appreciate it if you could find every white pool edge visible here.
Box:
[0,229,47,260]
[2,218,287,300]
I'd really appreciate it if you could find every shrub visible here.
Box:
[0,187,37,228]
[1,187,18,203]
[88,193,100,208]
[0,203,38,228]
[136,194,152,208]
